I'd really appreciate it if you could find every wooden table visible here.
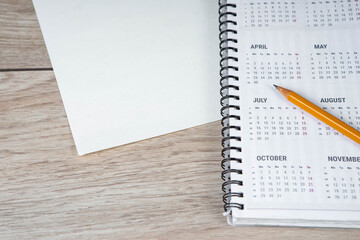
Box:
[1,1,359,239]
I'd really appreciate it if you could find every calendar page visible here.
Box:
[226,0,360,223]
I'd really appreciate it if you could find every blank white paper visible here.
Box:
[33,0,220,155]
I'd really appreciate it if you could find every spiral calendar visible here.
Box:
[220,0,360,227]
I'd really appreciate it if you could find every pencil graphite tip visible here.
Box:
[273,84,278,89]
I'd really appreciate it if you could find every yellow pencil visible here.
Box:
[274,84,360,145]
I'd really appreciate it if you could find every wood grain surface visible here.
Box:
[1,1,360,239]
[0,0,51,69]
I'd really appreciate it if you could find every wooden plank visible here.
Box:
[1,71,360,239]
[0,0,51,69]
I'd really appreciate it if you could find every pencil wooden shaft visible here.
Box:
[288,92,360,144]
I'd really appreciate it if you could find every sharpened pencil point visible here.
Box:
[273,84,278,89]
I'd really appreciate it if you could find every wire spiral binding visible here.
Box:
[219,0,244,215]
